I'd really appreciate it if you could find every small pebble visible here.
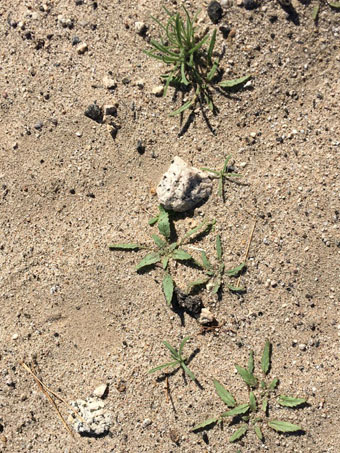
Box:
[152,85,164,97]
[207,1,223,24]
[84,103,103,122]
[102,76,117,89]
[34,121,43,130]
[299,344,307,351]
[244,0,258,9]
[72,36,80,46]
[103,104,117,117]
[135,21,147,36]
[93,384,108,399]
[135,79,145,89]
[136,139,145,154]
[12,333,19,340]
[77,42,88,54]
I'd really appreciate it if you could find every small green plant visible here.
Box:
[149,337,196,381]
[188,233,246,294]
[193,341,307,443]
[109,205,215,305]
[201,155,242,202]
[312,0,340,22]
[145,6,251,115]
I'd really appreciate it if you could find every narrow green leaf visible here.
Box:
[220,75,251,89]
[222,155,232,173]
[254,425,263,441]
[207,59,219,81]
[181,363,196,381]
[212,279,221,294]
[163,340,179,359]
[249,392,256,412]
[227,284,246,293]
[180,62,189,85]
[152,234,166,248]
[187,277,210,290]
[183,220,215,240]
[207,29,216,61]
[148,215,159,226]
[178,336,190,356]
[148,361,178,374]
[109,243,142,250]
[235,365,258,388]
[158,207,171,238]
[269,378,279,390]
[328,1,340,9]
[278,396,306,408]
[225,263,245,277]
[312,3,320,21]
[201,251,213,270]
[172,249,193,261]
[214,379,236,407]
[170,99,193,116]
[216,234,223,260]
[229,425,248,443]
[268,420,303,433]
[201,167,220,176]
[162,256,169,270]
[192,417,218,431]
[261,380,267,390]
[248,351,254,374]
[188,33,210,55]
[261,340,271,375]
[163,273,174,305]
[262,397,268,414]
[222,404,250,417]
[136,252,161,270]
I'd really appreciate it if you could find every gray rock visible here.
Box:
[69,397,112,436]
[92,384,108,399]
[157,156,212,212]
[199,308,215,325]
[84,103,103,123]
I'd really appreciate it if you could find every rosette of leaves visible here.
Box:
[148,337,196,381]
[201,155,242,202]
[144,6,251,115]
[193,341,307,443]
[188,233,246,295]
[109,205,215,305]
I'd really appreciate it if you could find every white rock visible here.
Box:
[151,85,164,96]
[157,157,212,212]
[93,384,108,399]
[77,43,88,54]
[135,21,147,35]
[70,397,112,436]
[199,308,215,325]
[12,333,19,340]
[135,79,145,88]
[102,76,117,89]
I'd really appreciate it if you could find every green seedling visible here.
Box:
[201,155,242,202]
[188,233,246,294]
[109,205,215,305]
[312,0,340,22]
[193,341,307,443]
[149,337,196,381]
[145,6,251,115]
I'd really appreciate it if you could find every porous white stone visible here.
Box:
[157,157,212,212]
[199,308,215,325]
[69,397,112,436]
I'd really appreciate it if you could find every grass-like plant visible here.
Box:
[201,155,242,202]
[145,6,251,115]
[193,341,307,443]
[188,233,246,294]
[109,205,215,305]
[149,337,196,381]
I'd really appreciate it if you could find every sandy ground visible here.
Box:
[0,0,339,452]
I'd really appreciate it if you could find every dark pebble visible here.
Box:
[244,0,258,10]
[136,140,145,155]
[72,36,80,46]
[75,0,83,4]
[207,1,223,24]
[219,25,231,39]
[34,121,43,130]
[70,189,76,194]
[122,77,131,85]
[87,193,95,198]
[84,103,103,123]
[269,15,278,23]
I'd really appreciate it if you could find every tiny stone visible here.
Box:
[76,131,82,137]
[151,85,164,97]
[34,121,43,130]
[72,36,80,46]
[199,308,215,325]
[299,344,307,351]
[77,42,88,54]
[142,418,152,428]
[102,76,117,89]
[93,384,108,399]
[239,161,247,168]
[136,139,145,154]
[135,21,147,35]
[135,79,145,89]
[84,103,103,122]
[207,1,223,24]
[244,0,258,9]
[12,333,19,340]
[103,104,117,117]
